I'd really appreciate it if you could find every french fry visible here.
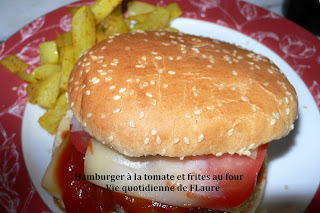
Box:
[166,2,182,20]
[72,5,96,60]
[96,31,108,43]
[26,82,39,104]
[31,64,61,81]
[38,93,70,135]
[16,72,37,83]
[0,54,29,74]
[106,14,129,36]
[127,1,155,17]
[36,71,61,108]
[91,0,122,23]
[56,31,72,62]
[131,7,170,31]
[68,7,80,16]
[39,41,59,64]
[60,44,75,92]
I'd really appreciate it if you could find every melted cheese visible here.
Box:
[84,139,224,207]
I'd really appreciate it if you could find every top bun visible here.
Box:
[68,31,298,157]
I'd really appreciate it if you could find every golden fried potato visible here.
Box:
[26,82,39,104]
[131,7,170,31]
[39,41,59,64]
[36,72,61,108]
[96,31,108,43]
[16,72,37,83]
[72,5,96,60]
[106,14,129,36]
[38,93,70,135]
[31,64,61,81]
[166,2,182,20]
[68,7,80,16]
[56,31,72,62]
[127,1,155,17]
[0,54,29,74]
[60,44,75,92]
[91,0,122,23]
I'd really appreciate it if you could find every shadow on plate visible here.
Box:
[267,112,300,162]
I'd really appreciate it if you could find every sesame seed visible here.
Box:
[286,108,290,115]
[86,113,92,118]
[74,86,79,91]
[102,64,107,67]
[249,143,255,149]
[286,91,291,96]
[91,55,98,60]
[185,113,192,118]
[198,134,204,142]
[85,90,90,95]
[207,64,213,68]
[152,99,157,106]
[232,70,238,76]
[168,71,176,75]
[113,108,121,113]
[150,80,155,85]
[92,77,100,84]
[216,153,222,157]
[113,95,121,100]
[152,129,157,135]
[264,82,269,86]
[279,99,283,105]
[228,128,234,136]
[183,137,190,144]
[194,109,202,115]
[129,121,135,128]
[285,97,289,104]
[241,96,248,101]
[84,62,91,66]
[155,56,162,60]
[125,46,131,51]
[101,46,106,50]
[152,51,158,55]
[129,90,134,95]
[109,85,116,90]
[173,138,180,144]
[271,119,276,125]
[105,76,112,81]
[82,122,87,127]
[177,56,182,60]
[156,136,161,144]
[136,78,140,83]
[144,137,150,145]
[163,84,168,88]
[217,102,223,107]
[74,81,79,85]
[146,92,153,98]
[206,106,214,110]
[108,136,113,142]
[191,47,200,53]
[82,84,86,89]
[70,102,74,107]
[268,68,273,74]
[119,88,126,93]
[139,111,144,119]
[158,69,163,73]
[252,104,257,112]
[141,56,147,60]
[169,56,174,60]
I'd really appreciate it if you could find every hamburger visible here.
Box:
[41,30,298,212]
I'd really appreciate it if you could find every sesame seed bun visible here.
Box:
[68,30,298,157]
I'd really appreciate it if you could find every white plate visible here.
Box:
[22,18,320,213]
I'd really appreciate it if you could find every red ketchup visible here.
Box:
[56,133,214,213]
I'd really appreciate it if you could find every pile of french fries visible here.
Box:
[0,0,182,135]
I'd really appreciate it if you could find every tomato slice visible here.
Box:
[70,116,91,155]
[192,143,268,209]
